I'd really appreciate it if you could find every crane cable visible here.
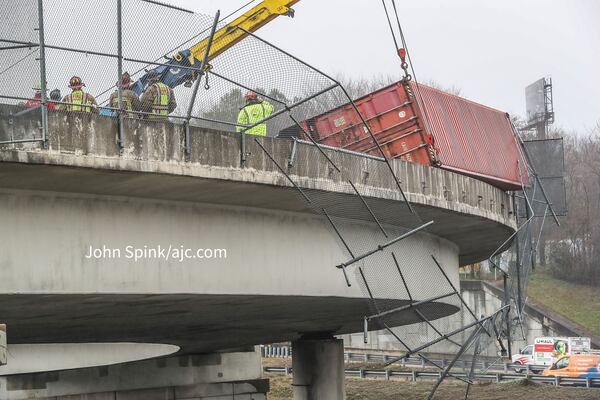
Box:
[381,0,435,152]
[381,0,401,65]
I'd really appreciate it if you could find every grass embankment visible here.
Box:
[527,271,600,337]
[268,375,600,400]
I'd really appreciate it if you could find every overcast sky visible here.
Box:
[164,0,598,133]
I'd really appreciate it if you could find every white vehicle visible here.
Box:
[511,344,534,372]
[533,337,567,367]
[511,337,591,373]
[533,336,591,367]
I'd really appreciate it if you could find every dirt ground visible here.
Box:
[267,374,600,400]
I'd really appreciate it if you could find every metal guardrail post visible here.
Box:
[116,0,124,151]
[37,0,48,147]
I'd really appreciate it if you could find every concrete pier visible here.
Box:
[0,348,267,400]
[292,337,345,400]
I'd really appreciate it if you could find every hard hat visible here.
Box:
[244,91,258,101]
[68,76,85,89]
[118,72,133,88]
[49,89,61,101]
[32,82,42,92]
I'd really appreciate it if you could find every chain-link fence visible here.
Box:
[0,1,561,398]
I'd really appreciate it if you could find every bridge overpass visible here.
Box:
[0,110,515,399]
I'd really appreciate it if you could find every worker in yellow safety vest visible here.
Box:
[140,70,177,119]
[236,91,274,136]
[109,72,141,118]
[60,76,98,113]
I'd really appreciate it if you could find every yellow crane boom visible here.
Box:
[174,0,300,67]
[133,0,299,95]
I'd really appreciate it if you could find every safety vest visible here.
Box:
[150,83,170,119]
[236,101,274,136]
[68,90,93,113]
[110,91,135,118]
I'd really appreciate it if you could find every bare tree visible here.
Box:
[422,79,463,97]
[548,124,600,285]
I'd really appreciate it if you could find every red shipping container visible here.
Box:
[298,81,525,191]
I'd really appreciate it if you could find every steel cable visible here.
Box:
[379,0,435,144]
[0,48,39,77]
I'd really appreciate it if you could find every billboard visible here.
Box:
[525,78,546,124]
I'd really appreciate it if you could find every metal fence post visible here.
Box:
[37,0,48,147]
[184,11,220,160]
[116,0,124,151]
[240,131,247,165]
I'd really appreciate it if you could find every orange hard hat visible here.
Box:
[245,91,258,101]
[68,76,85,89]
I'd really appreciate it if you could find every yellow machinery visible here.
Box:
[131,0,300,95]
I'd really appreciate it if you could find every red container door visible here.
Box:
[411,82,524,190]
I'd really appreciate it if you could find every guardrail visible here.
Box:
[264,366,600,388]
[261,346,547,374]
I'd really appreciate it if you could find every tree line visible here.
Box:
[546,124,600,286]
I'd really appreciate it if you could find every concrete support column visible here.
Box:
[292,337,345,400]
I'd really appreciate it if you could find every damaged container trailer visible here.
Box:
[289,80,525,191]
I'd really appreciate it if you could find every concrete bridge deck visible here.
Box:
[0,111,515,356]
